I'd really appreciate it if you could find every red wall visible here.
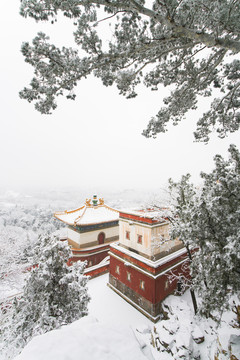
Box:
[69,249,109,267]
[155,260,190,303]
[85,264,109,278]
[109,249,190,304]
[110,256,156,303]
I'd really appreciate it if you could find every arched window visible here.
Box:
[98,232,105,245]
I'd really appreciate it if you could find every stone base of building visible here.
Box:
[108,277,162,322]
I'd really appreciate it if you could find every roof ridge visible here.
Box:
[65,205,85,214]
[54,205,85,224]
[104,204,119,213]
[74,205,87,225]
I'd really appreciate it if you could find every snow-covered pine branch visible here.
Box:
[19,0,240,142]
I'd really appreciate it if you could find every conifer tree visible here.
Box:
[2,235,90,358]
[170,145,240,316]
[192,144,240,316]
[169,174,198,315]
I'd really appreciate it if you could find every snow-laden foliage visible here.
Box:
[1,236,90,359]
[146,293,240,360]
[170,144,240,316]
[4,274,240,360]
[19,0,240,142]
[0,205,63,292]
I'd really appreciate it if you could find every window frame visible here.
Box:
[126,231,130,240]
[140,280,145,290]
[127,272,131,282]
[137,234,143,244]
[164,280,169,290]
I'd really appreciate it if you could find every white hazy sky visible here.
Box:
[0,1,239,193]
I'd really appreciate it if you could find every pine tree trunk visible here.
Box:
[186,243,198,315]
[190,288,198,315]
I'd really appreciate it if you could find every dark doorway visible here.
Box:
[98,232,105,245]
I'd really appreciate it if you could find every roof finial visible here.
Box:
[92,194,98,207]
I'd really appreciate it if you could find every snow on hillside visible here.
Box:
[13,274,152,360]
[14,316,148,360]
[13,274,240,360]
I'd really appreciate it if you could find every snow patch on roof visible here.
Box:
[55,204,119,226]
[120,209,162,219]
[55,206,85,225]
[111,242,187,269]
[76,206,119,225]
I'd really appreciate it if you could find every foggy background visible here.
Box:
[0,1,239,206]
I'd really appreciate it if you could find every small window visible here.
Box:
[126,231,130,240]
[165,280,169,290]
[140,280,145,290]
[127,272,131,282]
[116,265,120,274]
[137,235,142,244]
[88,260,93,267]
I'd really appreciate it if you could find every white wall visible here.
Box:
[119,220,152,256]
[119,219,181,258]
[79,226,119,247]
[68,228,81,245]
[68,225,119,248]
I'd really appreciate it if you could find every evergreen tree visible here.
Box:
[2,236,90,358]
[19,0,240,142]
[170,145,240,316]
[169,174,198,315]
[192,144,240,316]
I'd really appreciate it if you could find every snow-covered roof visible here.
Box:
[54,196,119,226]
[120,209,161,219]
[119,208,169,224]
[111,242,187,269]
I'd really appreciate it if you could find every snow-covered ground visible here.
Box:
[13,274,152,360]
[14,316,148,360]
[88,273,152,327]
[11,274,240,360]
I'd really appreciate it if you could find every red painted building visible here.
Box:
[55,195,119,277]
[108,209,189,322]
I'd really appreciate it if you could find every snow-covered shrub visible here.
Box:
[1,236,90,359]
[0,204,65,293]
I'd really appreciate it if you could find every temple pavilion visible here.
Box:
[108,209,189,322]
[54,195,119,277]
